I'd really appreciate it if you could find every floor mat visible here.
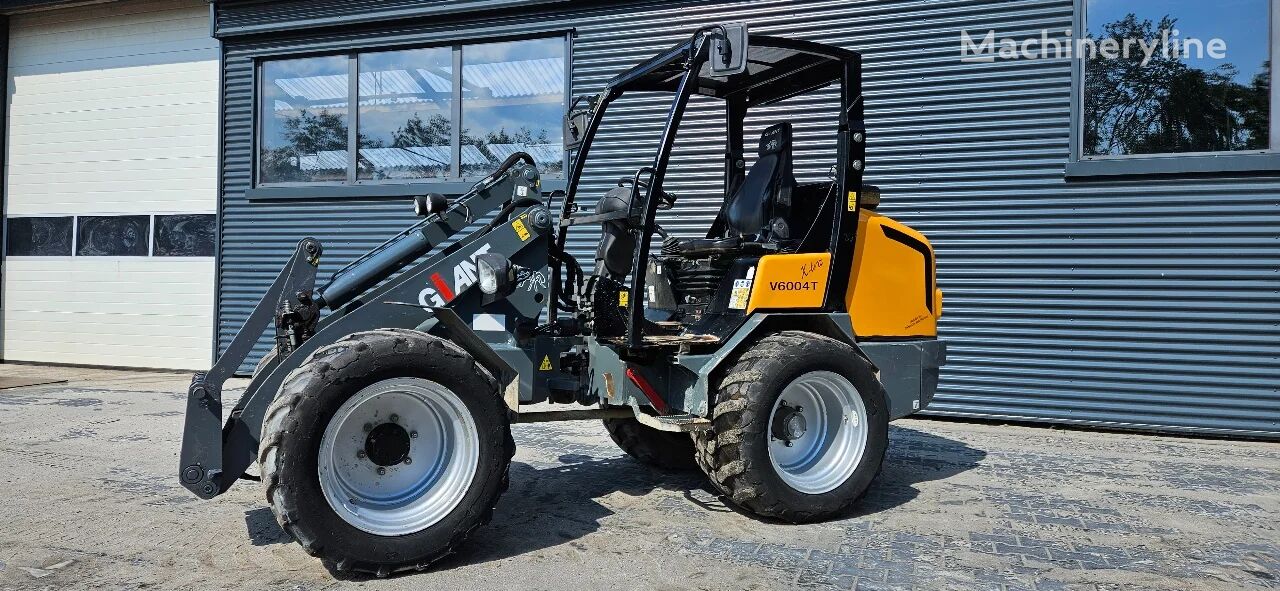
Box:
[0,377,67,389]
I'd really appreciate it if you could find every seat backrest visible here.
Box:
[725,122,795,237]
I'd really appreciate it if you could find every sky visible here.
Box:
[1087,0,1270,83]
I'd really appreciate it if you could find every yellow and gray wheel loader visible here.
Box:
[179,25,945,575]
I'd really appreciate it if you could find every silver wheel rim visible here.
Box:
[767,370,868,495]
[318,377,479,536]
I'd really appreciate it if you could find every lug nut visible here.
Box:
[410,431,418,439]
[404,458,413,465]
[389,414,399,423]
[356,450,366,459]
[377,467,386,476]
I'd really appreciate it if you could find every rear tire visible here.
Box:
[693,331,889,523]
[259,329,513,576]
[252,346,277,378]
[603,417,697,471]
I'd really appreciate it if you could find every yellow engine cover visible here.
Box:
[746,252,831,313]
[847,211,939,338]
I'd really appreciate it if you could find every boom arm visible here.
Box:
[179,155,545,499]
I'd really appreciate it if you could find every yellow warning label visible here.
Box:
[728,278,752,310]
[512,218,531,241]
[618,291,629,307]
[539,355,553,371]
[847,191,859,212]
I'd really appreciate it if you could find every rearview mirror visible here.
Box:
[564,96,594,151]
[709,23,748,77]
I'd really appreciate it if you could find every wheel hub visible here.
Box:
[364,422,411,467]
[317,377,480,536]
[771,403,808,444]
[766,371,869,494]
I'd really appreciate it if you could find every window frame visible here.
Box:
[249,33,572,197]
[1067,0,1280,177]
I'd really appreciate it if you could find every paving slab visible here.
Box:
[0,364,1275,590]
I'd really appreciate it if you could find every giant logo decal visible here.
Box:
[417,243,492,307]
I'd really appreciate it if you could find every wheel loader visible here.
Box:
[179,25,945,575]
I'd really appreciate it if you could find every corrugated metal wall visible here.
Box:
[216,0,1280,437]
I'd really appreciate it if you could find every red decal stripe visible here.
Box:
[430,273,455,301]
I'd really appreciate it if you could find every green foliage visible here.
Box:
[1085,14,1270,156]
[261,110,558,182]
[482,126,551,145]
[391,113,451,148]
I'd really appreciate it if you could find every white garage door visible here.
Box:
[3,0,218,369]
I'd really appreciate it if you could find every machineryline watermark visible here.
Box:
[960,29,1228,65]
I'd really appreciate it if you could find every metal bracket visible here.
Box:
[178,237,321,499]
[633,411,711,433]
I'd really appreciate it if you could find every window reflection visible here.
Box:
[358,47,454,180]
[256,37,567,186]
[259,55,350,183]
[1084,0,1270,156]
[462,38,565,177]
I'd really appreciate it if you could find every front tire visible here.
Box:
[693,331,888,522]
[259,329,513,576]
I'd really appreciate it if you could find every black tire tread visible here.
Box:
[258,329,514,576]
[603,417,697,471]
[693,330,881,523]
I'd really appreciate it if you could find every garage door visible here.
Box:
[3,0,218,369]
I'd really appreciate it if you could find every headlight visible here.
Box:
[412,193,448,217]
[475,253,514,297]
[477,257,500,295]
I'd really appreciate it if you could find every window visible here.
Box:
[260,55,350,183]
[257,36,567,187]
[76,216,150,256]
[358,47,454,181]
[6,217,73,256]
[460,38,566,178]
[154,214,216,257]
[4,215,214,258]
[1079,0,1275,161]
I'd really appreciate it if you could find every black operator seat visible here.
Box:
[675,122,796,257]
[727,122,795,237]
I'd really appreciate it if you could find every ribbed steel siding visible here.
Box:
[218,0,1280,436]
[213,0,572,37]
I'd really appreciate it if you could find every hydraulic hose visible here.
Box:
[316,153,539,310]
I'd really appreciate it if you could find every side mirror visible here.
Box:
[564,105,592,151]
[708,23,748,77]
[476,253,518,303]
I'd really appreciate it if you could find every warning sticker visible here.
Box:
[728,278,753,310]
[847,191,859,212]
[512,218,531,241]
[618,291,629,307]
[539,355,553,371]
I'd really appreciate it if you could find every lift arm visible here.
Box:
[179,155,546,499]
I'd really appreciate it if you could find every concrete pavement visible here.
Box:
[0,364,1275,590]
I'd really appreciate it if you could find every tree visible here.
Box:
[482,126,551,145]
[391,113,451,148]
[1084,15,1269,155]
[259,108,384,181]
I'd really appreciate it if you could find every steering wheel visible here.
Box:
[618,176,678,210]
